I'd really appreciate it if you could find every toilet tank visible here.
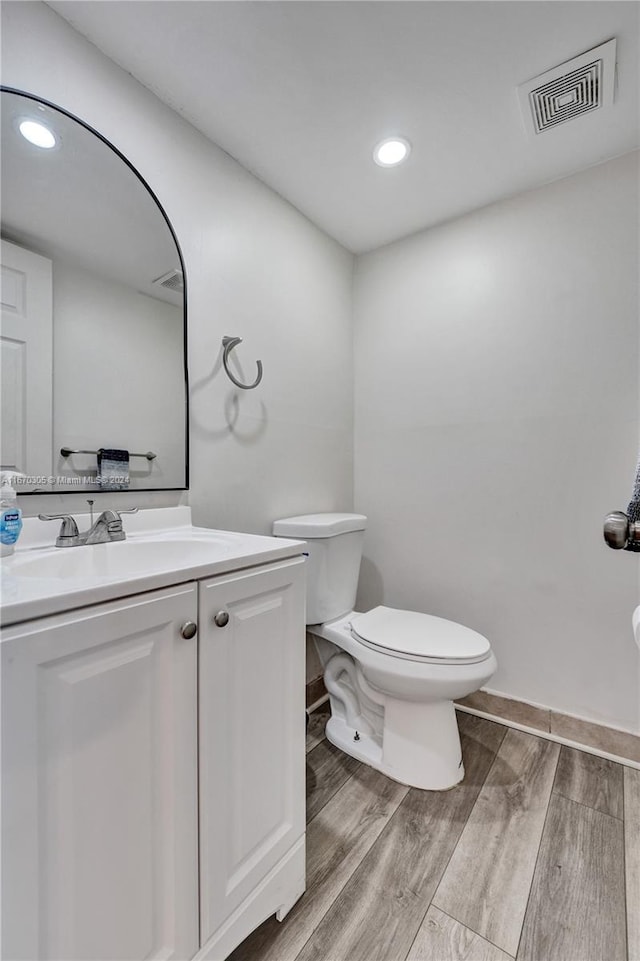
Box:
[272,513,367,624]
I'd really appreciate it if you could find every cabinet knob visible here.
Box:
[180,621,198,639]
[214,611,230,628]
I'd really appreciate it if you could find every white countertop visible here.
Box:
[1,507,306,627]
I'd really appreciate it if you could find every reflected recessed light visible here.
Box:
[373,137,411,167]
[19,119,56,149]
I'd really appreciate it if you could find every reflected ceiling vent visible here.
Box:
[518,39,616,136]
[153,268,184,293]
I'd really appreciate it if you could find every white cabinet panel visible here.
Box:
[198,558,306,944]
[1,584,199,961]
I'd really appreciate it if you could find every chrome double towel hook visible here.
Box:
[221,336,263,390]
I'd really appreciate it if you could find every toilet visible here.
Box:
[272,512,497,791]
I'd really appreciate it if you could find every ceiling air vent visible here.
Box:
[152,268,184,293]
[518,39,616,136]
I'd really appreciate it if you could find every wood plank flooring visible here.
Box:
[305,737,360,824]
[433,729,559,956]
[625,767,640,961]
[553,744,624,819]
[517,794,625,961]
[305,701,331,754]
[231,707,637,961]
[407,907,513,961]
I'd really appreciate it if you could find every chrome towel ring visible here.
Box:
[221,335,263,390]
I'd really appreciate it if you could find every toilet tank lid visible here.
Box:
[273,513,367,538]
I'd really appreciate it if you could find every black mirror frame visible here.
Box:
[1,86,189,494]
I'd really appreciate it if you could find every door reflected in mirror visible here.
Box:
[0,89,188,493]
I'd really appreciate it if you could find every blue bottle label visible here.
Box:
[0,509,22,545]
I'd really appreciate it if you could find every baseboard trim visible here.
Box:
[307,677,640,767]
[456,689,640,768]
[305,675,326,709]
[456,704,640,770]
[306,691,329,714]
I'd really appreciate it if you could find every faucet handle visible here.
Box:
[112,507,138,529]
[38,513,78,533]
[38,514,79,545]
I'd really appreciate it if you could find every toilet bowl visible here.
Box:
[272,513,497,791]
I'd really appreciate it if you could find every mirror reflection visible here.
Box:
[0,90,188,493]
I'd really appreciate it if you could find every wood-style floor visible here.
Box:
[231,704,640,961]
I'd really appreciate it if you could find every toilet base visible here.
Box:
[325,697,465,791]
[325,715,384,770]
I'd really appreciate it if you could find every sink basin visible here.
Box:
[1,507,305,627]
[10,536,235,580]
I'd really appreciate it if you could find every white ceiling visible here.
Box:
[49,1,639,253]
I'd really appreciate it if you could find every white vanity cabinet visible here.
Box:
[1,553,306,961]
[1,583,200,961]
[198,558,306,952]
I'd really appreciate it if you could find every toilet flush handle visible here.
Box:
[603,511,640,550]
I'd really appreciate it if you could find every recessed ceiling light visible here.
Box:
[373,137,411,167]
[18,119,56,149]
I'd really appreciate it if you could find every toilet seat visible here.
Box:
[350,606,491,665]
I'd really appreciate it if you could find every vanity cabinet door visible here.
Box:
[198,557,306,944]
[1,584,199,961]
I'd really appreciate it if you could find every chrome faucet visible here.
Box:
[39,505,138,547]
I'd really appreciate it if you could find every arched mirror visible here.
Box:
[0,89,188,493]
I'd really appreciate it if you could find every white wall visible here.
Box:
[354,153,640,733]
[3,1,354,527]
[53,260,185,489]
[5,3,638,732]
